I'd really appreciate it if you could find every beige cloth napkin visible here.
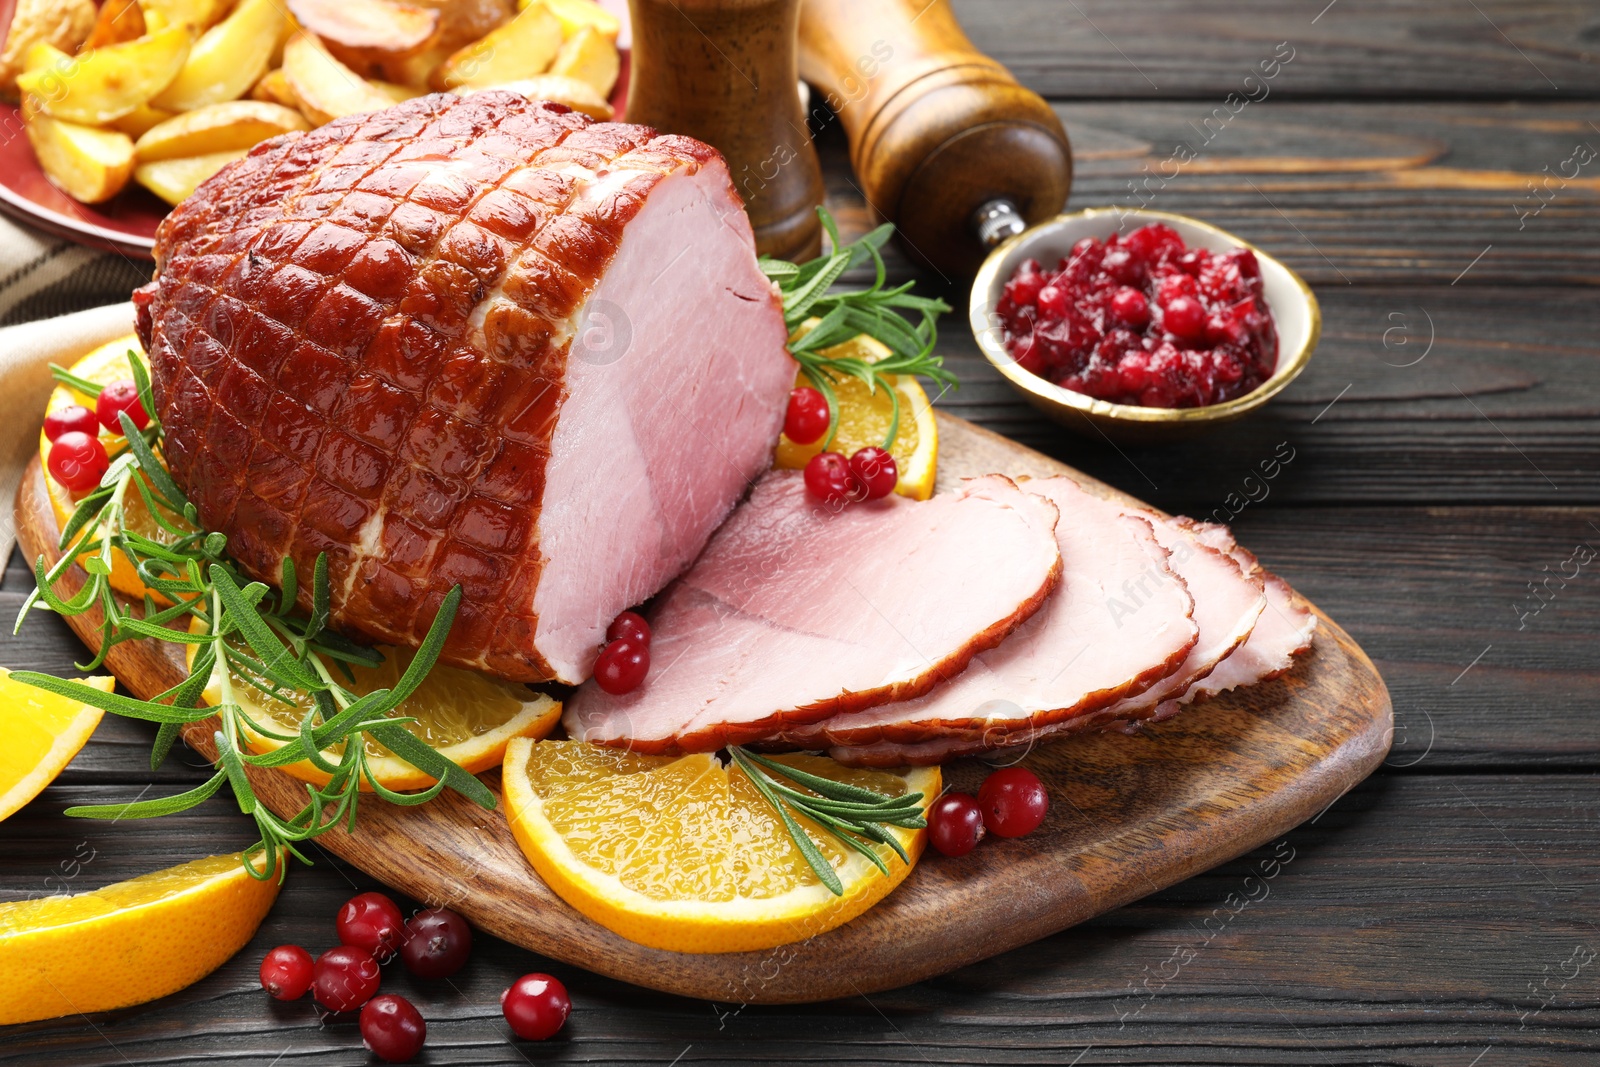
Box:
[0,301,138,563]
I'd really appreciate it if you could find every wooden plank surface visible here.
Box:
[2,0,1598,1061]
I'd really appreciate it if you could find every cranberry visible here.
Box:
[977,767,1049,838]
[594,637,648,694]
[47,431,108,493]
[1036,284,1070,318]
[783,386,830,444]
[44,404,98,442]
[606,610,651,647]
[927,792,985,857]
[502,973,571,1041]
[400,907,473,979]
[259,945,314,1001]
[361,994,426,1063]
[1161,295,1206,341]
[95,379,148,435]
[1109,287,1149,328]
[313,945,381,1012]
[337,891,405,962]
[848,447,898,500]
[803,450,860,506]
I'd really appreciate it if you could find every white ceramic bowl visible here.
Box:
[969,207,1320,442]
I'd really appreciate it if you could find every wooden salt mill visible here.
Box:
[625,0,826,261]
[798,0,1073,276]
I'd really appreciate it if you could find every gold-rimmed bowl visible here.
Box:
[970,207,1320,443]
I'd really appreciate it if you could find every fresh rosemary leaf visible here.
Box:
[49,362,107,397]
[66,771,228,820]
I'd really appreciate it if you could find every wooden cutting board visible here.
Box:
[13,412,1391,1005]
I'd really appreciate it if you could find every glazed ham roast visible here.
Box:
[133,92,794,683]
[564,472,1063,753]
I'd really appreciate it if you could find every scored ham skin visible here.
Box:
[563,472,1063,754]
[782,476,1199,755]
[133,92,793,683]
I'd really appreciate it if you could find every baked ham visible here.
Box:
[133,92,794,683]
[783,477,1202,757]
[563,472,1063,753]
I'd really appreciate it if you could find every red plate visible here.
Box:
[0,0,631,260]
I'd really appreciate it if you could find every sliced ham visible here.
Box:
[136,92,795,683]
[563,472,1063,753]
[783,476,1199,753]
[1148,520,1316,718]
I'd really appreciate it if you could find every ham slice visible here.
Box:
[822,514,1309,767]
[564,472,1063,753]
[135,92,795,683]
[783,477,1199,754]
[1147,520,1316,718]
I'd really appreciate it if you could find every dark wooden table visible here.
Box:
[4,2,1599,1063]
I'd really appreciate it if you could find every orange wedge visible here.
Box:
[502,739,938,953]
[0,851,280,1025]
[0,669,114,823]
[774,328,939,501]
[39,335,194,601]
[188,634,561,791]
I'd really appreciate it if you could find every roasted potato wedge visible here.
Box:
[85,0,147,50]
[140,0,232,34]
[0,0,95,100]
[286,0,441,73]
[110,103,178,137]
[281,32,397,124]
[136,101,309,162]
[433,1,562,90]
[17,25,191,125]
[373,80,427,103]
[549,24,617,98]
[249,68,299,108]
[135,149,248,205]
[536,0,620,41]
[152,0,288,111]
[24,110,136,203]
[455,74,611,120]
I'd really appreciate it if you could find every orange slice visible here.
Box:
[39,334,194,601]
[774,328,939,500]
[502,739,938,953]
[0,851,280,1025]
[188,633,561,791]
[0,669,114,823]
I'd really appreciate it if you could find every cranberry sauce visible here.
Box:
[996,223,1278,409]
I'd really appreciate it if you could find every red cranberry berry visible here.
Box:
[47,431,109,493]
[44,404,98,442]
[95,379,149,435]
[927,792,985,857]
[337,891,405,962]
[313,945,381,1012]
[361,994,426,1063]
[783,386,830,445]
[595,638,648,694]
[1109,287,1150,329]
[400,907,473,979]
[606,610,651,647]
[803,450,860,506]
[977,767,1049,838]
[1161,295,1206,341]
[502,973,571,1041]
[259,944,315,1001]
[848,447,898,500]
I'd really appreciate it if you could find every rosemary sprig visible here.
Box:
[760,207,956,452]
[729,747,926,896]
[15,350,493,881]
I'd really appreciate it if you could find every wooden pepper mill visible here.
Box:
[797,0,1073,275]
[625,0,825,261]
